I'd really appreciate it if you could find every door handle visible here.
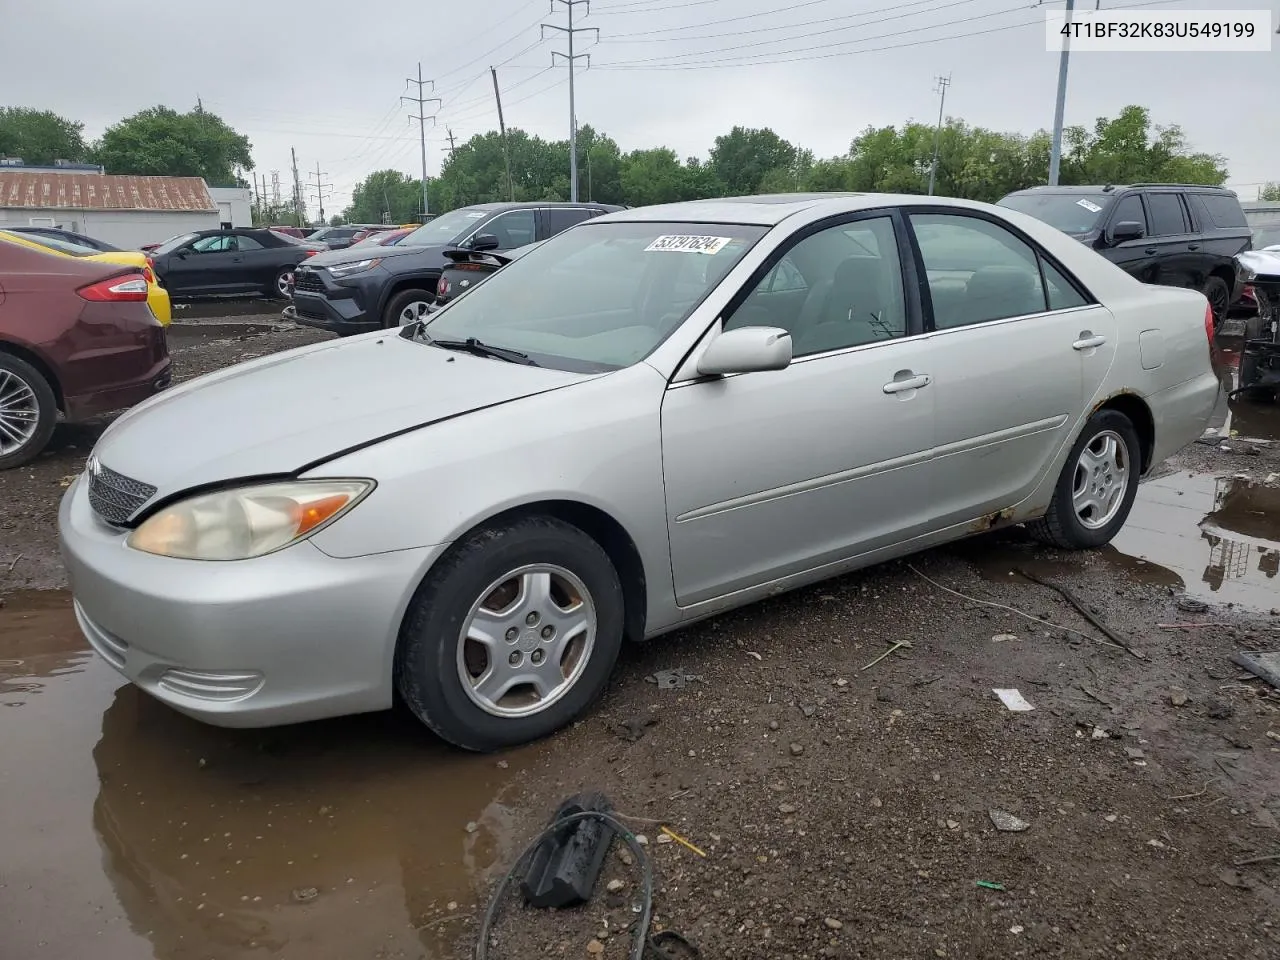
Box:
[1187,242,1200,250]
[882,372,931,394]
[231,256,243,262]
[1144,246,1158,255]
[1073,333,1107,350]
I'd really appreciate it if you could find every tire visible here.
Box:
[395,515,625,752]
[1238,350,1277,401]
[0,352,57,470]
[272,268,295,301]
[383,287,436,329]
[1203,275,1230,331]
[1028,410,1142,550]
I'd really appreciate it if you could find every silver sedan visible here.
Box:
[59,193,1220,751]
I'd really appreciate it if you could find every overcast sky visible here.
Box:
[1,0,1273,217]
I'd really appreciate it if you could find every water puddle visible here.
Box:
[1111,472,1280,613]
[0,592,533,960]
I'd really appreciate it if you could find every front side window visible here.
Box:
[726,216,906,356]
[192,235,234,253]
[1110,194,1147,236]
[418,221,767,371]
[910,213,1051,329]
[479,210,537,249]
[1145,192,1189,237]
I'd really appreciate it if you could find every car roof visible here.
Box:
[1005,184,1237,196]
[595,192,1029,226]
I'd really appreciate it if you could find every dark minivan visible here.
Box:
[998,184,1251,328]
[293,202,623,334]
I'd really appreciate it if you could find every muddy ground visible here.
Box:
[2,313,1279,960]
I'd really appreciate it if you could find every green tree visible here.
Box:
[1067,106,1226,186]
[342,169,423,224]
[93,105,252,184]
[0,108,87,165]
[1260,182,1280,202]
[709,126,797,195]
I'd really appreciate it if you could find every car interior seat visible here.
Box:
[958,265,1044,328]
[793,256,892,354]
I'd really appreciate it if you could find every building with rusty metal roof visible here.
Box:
[0,171,223,249]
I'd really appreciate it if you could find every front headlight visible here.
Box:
[326,258,382,278]
[126,480,373,560]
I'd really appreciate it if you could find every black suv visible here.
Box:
[998,184,1251,327]
[293,202,622,334]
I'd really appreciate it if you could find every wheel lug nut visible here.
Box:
[541,625,554,639]
[508,651,521,666]
[526,612,539,626]
[505,628,518,642]
[531,650,544,665]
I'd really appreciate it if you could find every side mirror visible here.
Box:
[175,249,189,259]
[1109,220,1145,244]
[697,326,793,377]
[471,234,500,252]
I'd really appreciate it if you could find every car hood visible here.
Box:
[91,331,595,502]
[305,242,451,268]
[1240,248,1280,282]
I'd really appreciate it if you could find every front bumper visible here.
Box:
[292,268,383,336]
[58,475,438,727]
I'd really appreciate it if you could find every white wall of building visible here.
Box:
[0,208,219,249]
[208,187,252,228]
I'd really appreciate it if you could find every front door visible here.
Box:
[661,212,937,606]
[1101,193,1158,284]
[906,210,1117,527]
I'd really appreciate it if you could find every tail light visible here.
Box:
[304,249,319,258]
[437,276,449,296]
[78,273,150,302]
[142,256,156,284]
[1204,301,1215,345]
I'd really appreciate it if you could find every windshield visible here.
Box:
[415,221,768,371]
[401,207,494,246]
[152,233,199,255]
[1253,225,1280,249]
[998,192,1110,235]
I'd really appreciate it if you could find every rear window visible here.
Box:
[1193,193,1248,229]
[997,192,1110,235]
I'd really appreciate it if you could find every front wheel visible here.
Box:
[383,287,436,329]
[1028,410,1141,549]
[273,268,295,301]
[395,516,625,751]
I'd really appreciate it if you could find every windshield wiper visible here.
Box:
[428,335,538,366]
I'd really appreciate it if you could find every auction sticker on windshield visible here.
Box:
[645,235,733,255]
[1076,198,1103,213]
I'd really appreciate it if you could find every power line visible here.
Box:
[593,0,728,15]
[402,62,442,218]
[542,0,598,203]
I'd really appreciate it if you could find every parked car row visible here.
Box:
[0,235,170,469]
[293,202,622,333]
[59,192,1222,753]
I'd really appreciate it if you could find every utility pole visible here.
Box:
[927,74,951,196]
[402,62,441,221]
[1047,0,1076,186]
[542,0,598,203]
[446,128,458,155]
[308,162,332,225]
[290,147,304,227]
[491,67,516,201]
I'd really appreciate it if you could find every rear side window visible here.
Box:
[1145,193,1189,236]
[1193,193,1248,229]
[545,208,598,235]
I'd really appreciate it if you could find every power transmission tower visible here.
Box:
[402,63,441,220]
[542,0,598,203]
[270,170,281,205]
[308,162,333,225]
[290,148,305,227]
[927,74,951,196]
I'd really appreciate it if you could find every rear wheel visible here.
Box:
[1204,276,1230,331]
[383,287,436,329]
[1028,410,1141,549]
[394,515,624,752]
[0,353,57,470]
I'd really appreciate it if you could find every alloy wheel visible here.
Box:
[456,564,597,719]
[277,271,294,298]
[397,301,432,325]
[1071,429,1129,530]
[0,368,40,456]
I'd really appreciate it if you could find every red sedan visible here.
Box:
[0,240,171,469]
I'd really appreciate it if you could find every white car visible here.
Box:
[60,193,1220,751]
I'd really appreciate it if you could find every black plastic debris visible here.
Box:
[520,791,617,909]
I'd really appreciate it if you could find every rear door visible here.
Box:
[907,209,1116,527]
[1143,190,1199,290]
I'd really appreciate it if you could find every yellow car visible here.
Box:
[0,230,171,325]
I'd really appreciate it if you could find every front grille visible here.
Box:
[87,460,156,526]
[293,270,325,294]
